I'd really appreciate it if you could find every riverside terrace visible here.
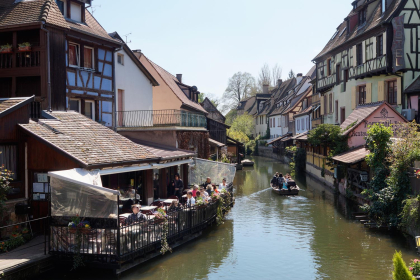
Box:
[47,160,236,275]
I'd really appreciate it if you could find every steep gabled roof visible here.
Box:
[201,97,225,122]
[282,87,313,115]
[314,0,402,61]
[144,56,207,114]
[19,111,159,168]
[0,0,119,45]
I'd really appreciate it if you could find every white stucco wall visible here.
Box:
[269,115,282,138]
[115,49,153,112]
[295,114,311,135]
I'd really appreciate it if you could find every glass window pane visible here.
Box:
[69,99,79,112]
[85,102,93,119]
[69,44,78,66]
[84,48,93,69]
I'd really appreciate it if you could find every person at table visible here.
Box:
[200,186,209,199]
[186,191,195,207]
[168,200,181,213]
[126,204,147,225]
[206,185,214,196]
[219,178,228,191]
[202,177,212,188]
[192,185,199,197]
[167,179,175,197]
[153,173,159,200]
[174,173,184,200]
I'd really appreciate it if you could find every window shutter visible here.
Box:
[366,83,372,103]
[383,32,387,55]
[372,37,377,58]
[397,77,402,105]
[325,95,329,114]
[320,95,324,116]
[330,93,334,113]
[351,86,356,109]
[378,81,385,101]
[353,46,357,66]
[362,41,366,63]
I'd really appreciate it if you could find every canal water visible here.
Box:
[40,156,418,280]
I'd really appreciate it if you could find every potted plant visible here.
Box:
[195,197,207,209]
[409,259,420,278]
[68,216,91,234]
[154,208,167,224]
[18,42,31,52]
[0,44,12,54]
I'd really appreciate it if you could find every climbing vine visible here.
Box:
[177,131,210,159]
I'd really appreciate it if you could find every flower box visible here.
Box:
[196,204,207,209]
[18,46,31,52]
[0,48,12,54]
[154,218,166,224]
[68,228,92,234]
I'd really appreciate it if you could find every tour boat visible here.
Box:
[271,184,300,196]
[241,159,254,167]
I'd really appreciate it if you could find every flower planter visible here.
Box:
[196,204,207,209]
[0,48,12,54]
[18,46,31,52]
[68,228,92,234]
[154,218,166,224]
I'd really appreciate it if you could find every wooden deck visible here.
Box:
[0,236,53,280]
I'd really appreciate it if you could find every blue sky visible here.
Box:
[94,0,351,99]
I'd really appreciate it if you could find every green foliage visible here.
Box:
[307,124,348,167]
[225,109,238,126]
[227,129,249,143]
[285,146,297,153]
[400,196,420,232]
[346,187,356,200]
[245,136,260,156]
[294,148,306,173]
[0,163,13,221]
[392,251,414,280]
[408,259,420,276]
[0,234,26,253]
[198,92,205,103]
[228,113,255,137]
[362,122,420,227]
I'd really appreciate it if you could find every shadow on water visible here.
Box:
[38,156,419,280]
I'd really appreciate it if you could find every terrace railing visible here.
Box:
[350,55,387,79]
[116,109,207,129]
[49,190,233,266]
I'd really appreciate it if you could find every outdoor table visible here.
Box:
[140,206,157,212]
[162,199,178,206]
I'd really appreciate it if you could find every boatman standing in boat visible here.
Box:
[271,173,279,188]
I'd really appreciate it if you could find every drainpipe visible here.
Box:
[41,24,52,112]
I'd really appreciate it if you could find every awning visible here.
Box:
[292,132,309,140]
[99,159,194,175]
[281,136,293,142]
[267,134,290,145]
[209,138,226,148]
[332,147,369,164]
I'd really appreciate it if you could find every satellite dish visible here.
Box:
[191,86,198,92]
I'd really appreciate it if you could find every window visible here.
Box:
[301,119,304,130]
[297,119,300,131]
[359,85,367,105]
[356,44,363,66]
[377,35,383,57]
[387,80,397,104]
[68,43,80,67]
[329,93,333,113]
[84,47,94,69]
[70,2,82,22]
[335,100,339,122]
[382,0,386,13]
[85,100,95,120]
[340,107,346,124]
[55,0,65,15]
[359,8,366,25]
[69,99,80,112]
[324,95,327,115]
[0,145,17,180]
[117,54,124,65]
[343,69,349,92]
[327,58,332,76]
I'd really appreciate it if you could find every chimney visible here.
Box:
[132,49,142,59]
[277,79,283,87]
[176,74,182,83]
[296,73,303,85]
[263,84,269,94]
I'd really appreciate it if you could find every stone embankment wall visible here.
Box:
[258,146,291,163]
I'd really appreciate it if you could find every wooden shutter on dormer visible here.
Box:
[397,77,402,105]
[351,86,356,109]
[366,83,372,103]
[378,81,385,101]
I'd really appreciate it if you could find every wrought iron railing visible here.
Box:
[116,109,207,128]
[49,190,233,265]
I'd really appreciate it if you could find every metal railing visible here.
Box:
[116,109,207,128]
[49,190,233,265]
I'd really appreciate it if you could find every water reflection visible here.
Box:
[38,156,419,280]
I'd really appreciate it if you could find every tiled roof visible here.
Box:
[0,96,33,117]
[19,111,159,168]
[340,102,382,135]
[404,74,420,94]
[294,105,313,118]
[314,0,402,60]
[0,0,118,44]
[209,138,226,148]
[267,133,291,145]
[282,87,312,115]
[332,146,369,164]
[130,140,196,159]
[145,57,207,114]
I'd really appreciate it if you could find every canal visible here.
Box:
[40,156,418,279]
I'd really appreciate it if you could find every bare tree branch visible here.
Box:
[271,64,282,87]
[222,72,256,112]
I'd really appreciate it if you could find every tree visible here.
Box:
[288,69,295,79]
[198,92,205,103]
[392,251,414,280]
[0,162,13,222]
[271,64,282,87]
[228,113,255,137]
[198,93,220,109]
[258,64,283,91]
[225,109,238,126]
[222,72,256,113]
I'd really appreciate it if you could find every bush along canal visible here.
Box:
[29,156,420,280]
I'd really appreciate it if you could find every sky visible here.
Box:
[93,0,352,100]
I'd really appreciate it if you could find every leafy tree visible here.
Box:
[225,109,238,126]
[228,113,255,137]
[227,129,249,143]
[392,251,414,280]
[221,72,256,113]
[198,92,205,103]
[257,64,282,91]
[307,124,348,167]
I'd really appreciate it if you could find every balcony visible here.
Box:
[350,55,387,80]
[116,109,207,129]
[0,50,41,69]
[317,74,336,92]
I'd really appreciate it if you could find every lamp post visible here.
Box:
[416,236,420,252]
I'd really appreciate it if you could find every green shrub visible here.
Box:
[392,251,414,280]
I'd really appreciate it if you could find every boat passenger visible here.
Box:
[203,177,212,187]
[126,204,147,225]
[219,178,228,190]
[174,173,184,200]
[186,191,196,207]
[196,190,201,199]
[271,175,279,187]
[277,173,285,188]
[200,186,209,199]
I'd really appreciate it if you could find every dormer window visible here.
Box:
[70,1,82,22]
[359,8,366,25]
[55,0,65,15]
[382,0,386,13]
